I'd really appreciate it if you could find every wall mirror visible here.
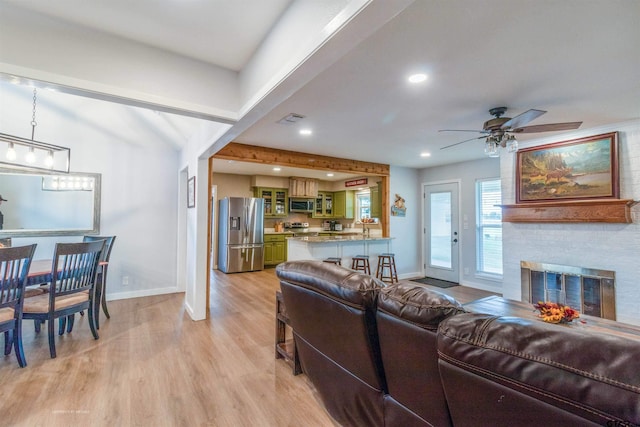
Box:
[0,168,101,237]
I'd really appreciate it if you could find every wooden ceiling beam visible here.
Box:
[214,142,390,176]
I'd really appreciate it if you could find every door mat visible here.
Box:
[410,277,459,288]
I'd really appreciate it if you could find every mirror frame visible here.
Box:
[0,168,101,237]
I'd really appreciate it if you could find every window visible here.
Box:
[476,179,502,276]
[356,190,370,221]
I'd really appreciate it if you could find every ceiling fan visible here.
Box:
[439,107,582,152]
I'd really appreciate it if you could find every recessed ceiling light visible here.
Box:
[299,129,312,136]
[420,152,431,157]
[408,73,428,84]
[326,173,334,177]
[273,167,281,172]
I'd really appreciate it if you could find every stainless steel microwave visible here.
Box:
[289,198,314,212]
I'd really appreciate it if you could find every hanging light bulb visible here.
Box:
[25,146,36,163]
[44,150,54,167]
[484,137,500,157]
[6,142,16,160]
[0,86,71,173]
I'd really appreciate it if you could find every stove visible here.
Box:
[284,222,309,229]
[284,222,316,236]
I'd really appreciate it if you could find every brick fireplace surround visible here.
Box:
[500,120,640,326]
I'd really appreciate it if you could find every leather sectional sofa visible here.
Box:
[276,260,640,427]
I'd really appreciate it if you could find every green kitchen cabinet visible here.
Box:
[312,192,334,218]
[264,233,288,266]
[254,187,288,217]
[333,190,355,219]
[370,182,382,219]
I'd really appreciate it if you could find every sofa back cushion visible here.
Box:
[438,313,640,426]
[276,260,386,427]
[377,283,465,427]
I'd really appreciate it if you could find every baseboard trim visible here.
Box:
[398,271,422,281]
[106,287,183,301]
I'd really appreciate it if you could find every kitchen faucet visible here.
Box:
[362,222,370,238]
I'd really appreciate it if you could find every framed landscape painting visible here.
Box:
[516,132,619,203]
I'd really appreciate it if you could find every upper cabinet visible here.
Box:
[334,190,355,219]
[289,177,318,198]
[254,187,288,217]
[370,182,382,219]
[313,192,333,218]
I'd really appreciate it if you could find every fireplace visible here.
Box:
[520,261,616,320]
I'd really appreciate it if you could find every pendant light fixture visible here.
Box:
[0,88,70,173]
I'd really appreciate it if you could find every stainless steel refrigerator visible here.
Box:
[218,197,264,273]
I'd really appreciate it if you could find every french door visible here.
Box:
[424,182,459,283]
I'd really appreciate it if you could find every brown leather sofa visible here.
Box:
[277,260,387,426]
[438,313,640,427]
[276,260,640,426]
[377,282,466,426]
[276,260,464,427]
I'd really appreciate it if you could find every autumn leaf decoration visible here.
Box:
[533,301,580,324]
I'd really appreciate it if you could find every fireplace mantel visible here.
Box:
[500,199,638,223]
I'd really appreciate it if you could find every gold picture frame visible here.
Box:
[516,132,619,203]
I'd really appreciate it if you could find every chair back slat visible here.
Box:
[51,241,104,299]
[82,236,116,263]
[0,245,37,310]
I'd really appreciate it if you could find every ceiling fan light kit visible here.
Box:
[484,133,518,157]
[440,107,582,157]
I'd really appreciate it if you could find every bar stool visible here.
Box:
[323,257,342,266]
[376,253,398,284]
[351,255,371,275]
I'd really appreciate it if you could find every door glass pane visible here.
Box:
[430,192,452,268]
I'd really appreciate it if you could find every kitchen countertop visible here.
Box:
[264,229,371,235]
[288,235,392,243]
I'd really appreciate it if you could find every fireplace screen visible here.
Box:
[521,261,616,320]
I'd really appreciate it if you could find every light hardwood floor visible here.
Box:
[0,268,495,426]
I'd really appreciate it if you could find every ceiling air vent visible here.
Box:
[277,113,305,125]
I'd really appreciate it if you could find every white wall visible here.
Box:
[0,2,239,120]
[239,0,353,110]
[389,166,421,279]
[180,123,233,320]
[2,82,189,302]
[419,157,502,292]
[501,120,640,325]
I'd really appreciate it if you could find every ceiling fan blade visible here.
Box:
[512,121,583,133]
[501,109,546,130]
[438,129,487,133]
[440,135,485,150]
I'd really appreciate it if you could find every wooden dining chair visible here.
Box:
[23,240,104,359]
[0,244,37,367]
[83,235,116,328]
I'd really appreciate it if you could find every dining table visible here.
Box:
[24,259,108,296]
[26,259,53,287]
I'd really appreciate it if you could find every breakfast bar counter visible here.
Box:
[286,235,394,266]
